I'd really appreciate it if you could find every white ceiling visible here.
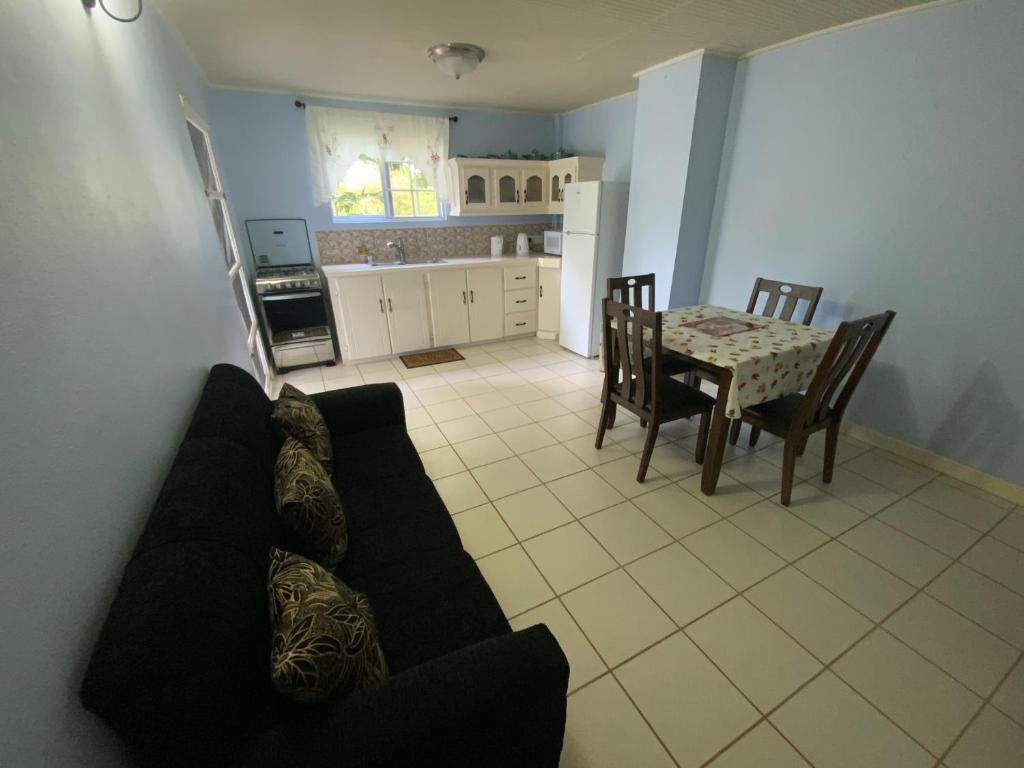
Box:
[155,0,933,112]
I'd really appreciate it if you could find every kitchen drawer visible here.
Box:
[503,265,536,290]
[504,311,537,336]
[504,288,537,314]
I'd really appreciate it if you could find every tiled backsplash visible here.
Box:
[316,223,552,265]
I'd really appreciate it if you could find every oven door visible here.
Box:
[260,291,330,345]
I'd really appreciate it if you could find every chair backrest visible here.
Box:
[608,273,656,311]
[601,298,661,413]
[747,277,823,325]
[795,310,896,429]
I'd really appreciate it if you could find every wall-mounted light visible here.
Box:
[427,43,486,81]
[81,0,143,23]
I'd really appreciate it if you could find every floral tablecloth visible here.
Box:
[662,305,834,418]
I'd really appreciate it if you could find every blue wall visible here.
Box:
[1,2,251,764]
[205,89,558,265]
[621,55,703,306]
[557,92,637,182]
[703,0,1024,484]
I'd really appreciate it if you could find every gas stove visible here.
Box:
[254,265,322,294]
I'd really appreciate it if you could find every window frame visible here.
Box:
[180,95,271,393]
[331,157,445,224]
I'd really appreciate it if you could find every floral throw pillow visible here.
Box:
[272,385,333,474]
[267,547,388,704]
[274,437,347,569]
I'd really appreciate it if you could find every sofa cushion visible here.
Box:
[347,549,511,674]
[272,394,333,473]
[275,437,347,569]
[268,548,388,704]
[185,363,279,472]
[331,425,461,578]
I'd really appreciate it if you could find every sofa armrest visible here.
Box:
[311,383,405,437]
[280,625,568,768]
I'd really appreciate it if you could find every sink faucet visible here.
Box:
[385,238,407,264]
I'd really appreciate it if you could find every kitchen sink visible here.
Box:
[369,259,446,267]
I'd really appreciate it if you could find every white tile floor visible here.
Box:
[277,337,1024,768]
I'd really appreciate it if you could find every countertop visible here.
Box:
[323,254,561,276]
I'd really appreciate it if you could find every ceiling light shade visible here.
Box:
[427,43,485,80]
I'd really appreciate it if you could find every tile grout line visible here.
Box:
[290,342,1023,764]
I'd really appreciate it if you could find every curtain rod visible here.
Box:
[294,99,458,121]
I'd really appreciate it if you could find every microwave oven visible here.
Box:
[543,230,563,255]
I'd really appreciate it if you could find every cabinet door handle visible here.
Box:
[462,290,467,304]
[378,298,384,313]
[515,321,527,327]
[387,298,393,312]
[465,190,469,204]
[470,290,475,303]
[515,299,526,304]
[515,275,526,280]
[516,190,520,203]
[539,285,543,298]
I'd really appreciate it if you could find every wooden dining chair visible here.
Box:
[728,310,896,505]
[746,277,823,325]
[596,298,715,482]
[608,274,695,378]
[727,277,826,445]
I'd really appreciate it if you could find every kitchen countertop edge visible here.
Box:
[322,255,561,276]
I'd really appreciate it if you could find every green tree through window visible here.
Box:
[331,156,440,220]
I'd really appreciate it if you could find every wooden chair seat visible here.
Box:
[611,373,714,417]
[741,394,805,433]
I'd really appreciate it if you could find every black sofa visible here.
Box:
[81,363,569,767]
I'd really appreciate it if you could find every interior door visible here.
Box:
[559,232,598,357]
[467,267,505,342]
[427,269,470,346]
[335,275,391,360]
[382,272,430,354]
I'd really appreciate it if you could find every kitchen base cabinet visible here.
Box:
[467,268,504,342]
[332,274,392,360]
[381,272,431,354]
[538,265,561,340]
[427,270,471,347]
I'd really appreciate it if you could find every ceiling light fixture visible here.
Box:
[427,43,485,80]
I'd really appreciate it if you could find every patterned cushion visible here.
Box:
[267,548,388,704]
[274,437,347,569]
[272,385,333,473]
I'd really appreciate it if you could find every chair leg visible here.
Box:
[728,419,742,446]
[748,426,762,448]
[637,421,660,482]
[595,401,613,449]
[796,438,808,457]
[781,440,797,506]
[822,422,840,483]
[606,402,617,431]
[694,412,710,465]
[640,419,647,428]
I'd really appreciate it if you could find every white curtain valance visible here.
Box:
[305,106,450,206]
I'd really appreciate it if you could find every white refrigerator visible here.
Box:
[559,180,629,358]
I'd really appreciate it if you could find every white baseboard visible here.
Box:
[842,421,1024,507]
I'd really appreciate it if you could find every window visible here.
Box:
[306,105,450,223]
[330,156,441,221]
[181,95,271,393]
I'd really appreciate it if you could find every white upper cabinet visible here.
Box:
[493,169,520,211]
[447,157,602,216]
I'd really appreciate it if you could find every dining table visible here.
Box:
[659,304,834,495]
